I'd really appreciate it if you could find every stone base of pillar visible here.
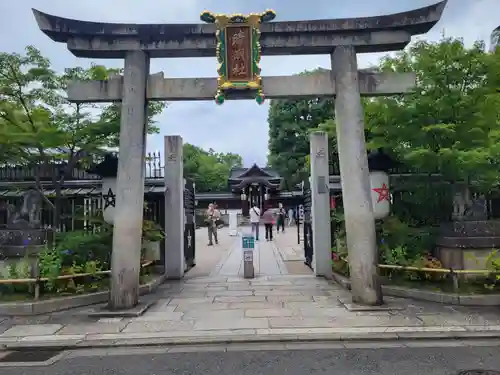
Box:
[85,300,157,318]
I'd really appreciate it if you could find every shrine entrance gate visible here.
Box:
[32,2,447,309]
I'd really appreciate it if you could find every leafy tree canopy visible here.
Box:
[0,46,166,226]
[366,37,500,192]
[183,143,243,192]
[267,69,335,187]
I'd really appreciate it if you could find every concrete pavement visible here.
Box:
[1,228,500,349]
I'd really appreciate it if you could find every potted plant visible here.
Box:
[142,220,165,261]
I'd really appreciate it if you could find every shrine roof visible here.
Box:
[229,164,281,180]
[32,1,447,58]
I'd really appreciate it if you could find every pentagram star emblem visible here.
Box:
[305,228,311,246]
[103,188,116,209]
[187,229,192,248]
[372,183,390,203]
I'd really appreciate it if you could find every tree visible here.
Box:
[183,144,243,192]
[0,46,166,228]
[267,69,335,187]
[364,37,500,222]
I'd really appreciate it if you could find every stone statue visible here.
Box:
[7,190,42,229]
[464,194,488,220]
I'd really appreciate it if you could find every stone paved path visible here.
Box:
[1,228,500,347]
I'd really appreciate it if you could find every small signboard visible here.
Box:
[242,236,255,250]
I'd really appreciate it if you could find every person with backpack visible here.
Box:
[262,205,276,241]
[205,203,220,246]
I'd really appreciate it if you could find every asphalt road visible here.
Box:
[2,341,500,375]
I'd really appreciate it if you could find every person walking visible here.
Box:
[205,203,220,246]
[262,206,276,241]
[276,203,286,233]
[287,207,294,226]
[249,203,261,241]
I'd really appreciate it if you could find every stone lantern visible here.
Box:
[367,149,397,220]
[87,153,119,224]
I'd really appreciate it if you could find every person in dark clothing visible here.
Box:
[276,203,285,233]
[261,206,276,241]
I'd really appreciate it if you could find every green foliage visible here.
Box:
[267,70,335,187]
[0,46,166,227]
[377,216,436,261]
[142,219,165,242]
[366,37,500,192]
[54,229,113,268]
[183,143,243,192]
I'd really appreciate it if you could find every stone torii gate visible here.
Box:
[32,1,446,310]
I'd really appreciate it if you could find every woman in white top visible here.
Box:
[249,204,261,240]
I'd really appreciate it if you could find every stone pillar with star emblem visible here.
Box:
[309,131,332,278]
[331,46,383,306]
[164,135,185,279]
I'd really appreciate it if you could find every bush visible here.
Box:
[54,229,113,268]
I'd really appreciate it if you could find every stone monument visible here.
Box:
[32,1,447,308]
[0,190,48,277]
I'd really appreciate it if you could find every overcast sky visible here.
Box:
[0,0,497,166]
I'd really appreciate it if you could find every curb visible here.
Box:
[0,274,167,316]
[2,328,500,351]
[329,272,500,306]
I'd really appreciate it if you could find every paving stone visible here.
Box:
[182,309,245,320]
[132,312,184,321]
[1,324,63,337]
[298,307,353,317]
[267,295,314,302]
[193,318,269,330]
[227,285,272,291]
[122,320,194,333]
[182,286,228,292]
[147,301,177,313]
[284,301,340,310]
[214,296,267,303]
[205,290,254,297]
[269,317,335,328]
[253,290,303,296]
[173,303,230,312]
[227,302,284,310]
[250,281,294,286]
[57,323,126,335]
[418,314,500,326]
[166,292,208,298]
[97,318,124,323]
[245,309,296,317]
[169,297,215,305]
[331,315,423,327]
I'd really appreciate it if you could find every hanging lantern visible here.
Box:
[264,193,269,200]
[369,170,390,219]
[240,193,247,201]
